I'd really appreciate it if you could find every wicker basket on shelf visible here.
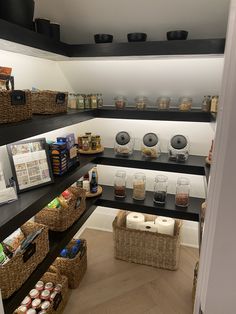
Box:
[35,187,86,232]
[0,90,32,124]
[31,90,68,114]
[113,211,182,270]
[53,239,87,289]
[0,221,49,299]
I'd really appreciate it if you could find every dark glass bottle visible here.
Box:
[90,170,98,193]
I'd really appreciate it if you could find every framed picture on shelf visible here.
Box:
[7,138,54,193]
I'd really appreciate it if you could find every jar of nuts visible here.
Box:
[175,177,190,207]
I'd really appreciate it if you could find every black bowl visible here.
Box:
[94,34,113,43]
[127,32,147,42]
[167,30,188,40]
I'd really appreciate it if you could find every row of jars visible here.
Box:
[78,133,102,151]
[114,95,218,112]
[68,93,103,109]
[114,171,190,207]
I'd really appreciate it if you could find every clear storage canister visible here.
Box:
[168,134,189,162]
[179,97,192,111]
[114,96,127,109]
[133,173,146,200]
[153,175,168,205]
[114,170,126,198]
[114,131,134,156]
[141,133,161,159]
[157,97,170,110]
[201,95,211,112]
[135,96,149,110]
[68,93,77,109]
[175,177,190,207]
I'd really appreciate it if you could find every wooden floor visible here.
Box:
[63,229,198,314]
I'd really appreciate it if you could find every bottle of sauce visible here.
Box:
[90,171,98,193]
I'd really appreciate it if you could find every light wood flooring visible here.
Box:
[63,229,198,314]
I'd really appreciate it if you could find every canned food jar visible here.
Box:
[201,95,211,112]
[82,136,90,151]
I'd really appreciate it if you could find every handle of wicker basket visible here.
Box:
[48,265,63,282]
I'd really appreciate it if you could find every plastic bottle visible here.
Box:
[60,248,69,258]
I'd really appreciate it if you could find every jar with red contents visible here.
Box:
[175,177,190,207]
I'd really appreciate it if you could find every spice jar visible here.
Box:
[97,94,103,108]
[82,136,90,151]
[85,132,92,144]
[78,136,83,149]
[114,171,126,198]
[153,175,168,205]
[210,95,219,113]
[168,134,189,162]
[157,97,170,110]
[76,94,85,109]
[114,96,127,109]
[133,173,146,200]
[175,177,190,207]
[201,95,211,112]
[135,96,148,110]
[179,97,192,111]
[90,94,98,109]
[96,135,101,149]
[68,93,77,109]
[141,133,161,159]
[91,136,97,150]
[84,95,91,109]
[114,131,134,156]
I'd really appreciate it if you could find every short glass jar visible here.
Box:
[135,96,149,110]
[114,96,127,109]
[201,95,211,112]
[157,97,171,110]
[114,170,126,198]
[175,177,190,207]
[141,133,161,159]
[179,97,192,111]
[133,173,146,200]
[153,175,168,205]
[82,136,90,151]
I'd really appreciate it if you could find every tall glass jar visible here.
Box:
[179,97,192,111]
[133,173,146,200]
[114,96,127,109]
[175,177,190,207]
[201,95,211,112]
[76,94,85,109]
[97,94,103,108]
[114,171,126,198]
[135,96,149,110]
[157,97,170,110]
[153,175,168,205]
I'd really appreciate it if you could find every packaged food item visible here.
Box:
[41,289,50,300]
[44,282,54,291]
[47,198,60,209]
[157,97,170,110]
[21,296,32,308]
[114,96,127,109]
[114,171,126,198]
[50,291,58,301]
[210,95,219,113]
[201,95,211,112]
[90,94,98,109]
[0,243,9,265]
[58,195,68,209]
[40,301,51,311]
[31,298,42,309]
[135,96,148,110]
[61,189,72,200]
[175,177,190,207]
[97,93,103,108]
[54,283,63,292]
[16,305,28,313]
[35,281,44,291]
[90,170,98,193]
[3,228,25,253]
[29,288,40,299]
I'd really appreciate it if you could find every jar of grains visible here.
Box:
[133,173,146,200]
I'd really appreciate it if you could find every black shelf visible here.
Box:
[3,199,98,314]
[97,107,212,122]
[0,109,96,146]
[96,185,203,222]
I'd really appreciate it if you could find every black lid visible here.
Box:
[170,135,188,149]
[143,133,158,147]
[116,131,131,145]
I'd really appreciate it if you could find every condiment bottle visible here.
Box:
[90,170,98,193]
[133,173,146,200]
[114,171,126,198]
[91,136,97,150]
[84,95,91,109]
[96,135,101,149]
[153,175,168,205]
[175,177,190,207]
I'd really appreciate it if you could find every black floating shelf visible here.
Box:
[97,107,212,122]
[96,185,203,222]
[3,200,98,314]
[96,148,206,176]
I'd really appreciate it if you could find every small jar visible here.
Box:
[141,133,161,159]
[68,93,77,109]
[84,95,91,109]
[40,301,51,311]
[179,97,192,111]
[76,94,85,110]
[90,94,98,109]
[175,177,190,207]
[78,136,83,149]
[135,96,148,110]
[82,136,90,151]
[85,132,92,144]
[44,282,54,291]
[153,175,168,205]
[50,291,58,302]
[133,173,146,200]
[114,96,127,109]
[201,95,211,112]
[26,309,37,314]
[114,171,126,198]
[91,136,97,150]
[97,94,103,108]
[157,97,170,110]
[96,135,101,149]
[210,96,219,113]
[114,131,134,156]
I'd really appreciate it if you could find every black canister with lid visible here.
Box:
[50,23,60,41]
[35,18,51,37]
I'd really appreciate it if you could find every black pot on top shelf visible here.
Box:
[35,18,51,37]
[0,0,35,29]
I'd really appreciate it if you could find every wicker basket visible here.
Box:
[113,211,182,270]
[53,239,87,289]
[31,91,68,114]
[0,221,49,299]
[192,261,199,305]
[0,90,32,124]
[35,187,86,232]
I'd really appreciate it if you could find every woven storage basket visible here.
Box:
[0,90,32,124]
[31,91,68,114]
[0,221,49,299]
[35,187,86,232]
[113,211,182,270]
[53,239,87,289]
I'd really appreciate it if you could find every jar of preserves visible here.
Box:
[175,177,190,207]
[114,131,134,156]
[153,175,168,205]
[210,95,219,113]
[135,96,148,110]
[114,170,126,198]
[157,97,170,110]
[201,95,211,112]
[168,134,189,162]
[114,96,127,109]
[141,133,161,159]
[82,136,90,151]
[133,173,146,200]
[179,97,192,111]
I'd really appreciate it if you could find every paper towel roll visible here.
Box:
[155,216,175,236]
[126,212,145,229]
[138,221,158,233]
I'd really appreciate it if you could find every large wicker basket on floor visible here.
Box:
[113,211,182,270]
[0,221,49,299]
[31,90,68,114]
[53,239,87,289]
[35,187,86,232]
[0,90,32,124]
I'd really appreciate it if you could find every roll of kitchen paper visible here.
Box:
[126,212,145,229]
[155,216,175,236]
[138,221,158,233]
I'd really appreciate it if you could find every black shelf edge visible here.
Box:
[3,199,98,314]
[96,185,203,222]
[97,107,212,122]
[0,157,96,242]
[95,148,206,176]
[0,109,97,147]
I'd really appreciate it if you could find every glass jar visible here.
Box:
[157,97,170,110]
[84,95,91,109]
[175,177,190,207]
[141,133,161,159]
[153,175,168,205]
[91,136,97,150]
[96,135,101,149]
[201,95,211,112]
[97,94,103,108]
[135,96,148,110]
[114,171,126,198]
[76,94,85,109]
[168,134,189,162]
[68,93,77,109]
[179,97,192,111]
[133,173,146,200]
[210,96,219,113]
[82,136,90,151]
[91,94,98,109]
[114,131,134,156]
[114,96,127,109]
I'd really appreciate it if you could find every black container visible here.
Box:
[167,30,188,40]
[35,18,51,37]
[127,33,147,42]
[50,23,60,41]
[0,0,35,29]
[94,34,113,44]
